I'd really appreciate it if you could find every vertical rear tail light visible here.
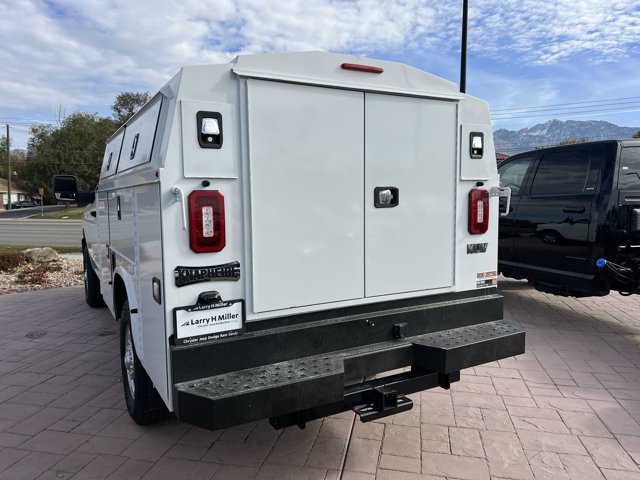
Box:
[468,188,489,235]
[188,190,226,252]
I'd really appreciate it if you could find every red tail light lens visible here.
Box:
[188,190,226,253]
[468,188,489,235]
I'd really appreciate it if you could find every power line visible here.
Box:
[492,102,640,118]
[0,121,57,126]
[491,96,640,121]
[0,116,58,122]
[492,106,640,121]
[491,96,640,113]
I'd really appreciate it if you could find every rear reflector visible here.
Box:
[468,188,489,235]
[341,63,384,74]
[188,190,226,253]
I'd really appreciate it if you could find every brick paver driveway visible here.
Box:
[1,279,639,479]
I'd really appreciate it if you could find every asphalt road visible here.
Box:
[0,218,83,247]
[0,205,70,219]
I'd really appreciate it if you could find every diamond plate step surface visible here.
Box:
[175,354,344,430]
[412,320,525,373]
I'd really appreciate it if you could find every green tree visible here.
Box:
[18,113,117,203]
[633,131,640,139]
[0,135,26,181]
[111,91,150,125]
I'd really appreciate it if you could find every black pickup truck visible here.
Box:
[498,139,640,297]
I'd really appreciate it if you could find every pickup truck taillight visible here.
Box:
[468,188,489,235]
[188,190,226,253]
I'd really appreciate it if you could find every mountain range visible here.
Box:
[494,119,640,155]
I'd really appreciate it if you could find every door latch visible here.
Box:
[491,186,511,217]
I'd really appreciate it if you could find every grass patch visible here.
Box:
[30,207,85,220]
[0,245,82,254]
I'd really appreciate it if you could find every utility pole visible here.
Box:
[5,124,10,211]
[460,0,468,94]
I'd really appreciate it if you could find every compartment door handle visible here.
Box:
[374,187,399,208]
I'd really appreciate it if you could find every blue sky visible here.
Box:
[1,0,639,150]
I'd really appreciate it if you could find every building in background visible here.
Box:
[0,178,27,210]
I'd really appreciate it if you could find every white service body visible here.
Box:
[82,51,502,419]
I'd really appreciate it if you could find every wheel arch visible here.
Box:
[113,267,138,318]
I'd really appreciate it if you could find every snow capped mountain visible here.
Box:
[494,119,640,155]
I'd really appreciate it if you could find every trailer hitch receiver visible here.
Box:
[352,386,413,422]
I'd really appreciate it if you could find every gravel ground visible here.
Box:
[0,254,83,294]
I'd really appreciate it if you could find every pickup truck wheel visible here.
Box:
[120,300,169,425]
[83,247,104,308]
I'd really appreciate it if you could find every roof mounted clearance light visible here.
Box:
[341,63,384,74]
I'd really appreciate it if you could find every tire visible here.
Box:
[83,247,104,308]
[120,300,170,425]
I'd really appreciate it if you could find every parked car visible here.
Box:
[3,200,37,209]
[498,139,640,297]
[12,200,38,208]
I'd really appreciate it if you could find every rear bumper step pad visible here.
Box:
[413,320,525,374]
[174,319,524,430]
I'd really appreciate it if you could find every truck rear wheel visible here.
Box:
[120,300,169,425]
[83,247,104,308]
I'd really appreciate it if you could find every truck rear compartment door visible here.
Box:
[364,94,456,296]
[248,80,365,313]
[248,81,456,313]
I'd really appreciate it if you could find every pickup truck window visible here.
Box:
[499,155,534,195]
[620,147,640,189]
[530,149,590,195]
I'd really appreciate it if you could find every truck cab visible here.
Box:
[56,51,524,431]
[498,140,640,297]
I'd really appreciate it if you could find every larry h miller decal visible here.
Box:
[174,300,244,345]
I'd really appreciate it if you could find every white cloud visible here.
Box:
[1,0,639,149]
[469,0,640,65]
[0,1,457,117]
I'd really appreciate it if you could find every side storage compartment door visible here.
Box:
[136,183,168,402]
[248,80,365,313]
[364,94,456,297]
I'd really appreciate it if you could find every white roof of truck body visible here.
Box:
[231,51,463,100]
[107,51,466,145]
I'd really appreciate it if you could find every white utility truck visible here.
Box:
[54,51,523,430]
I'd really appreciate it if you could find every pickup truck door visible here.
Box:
[512,145,603,278]
[498,154,536,267]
